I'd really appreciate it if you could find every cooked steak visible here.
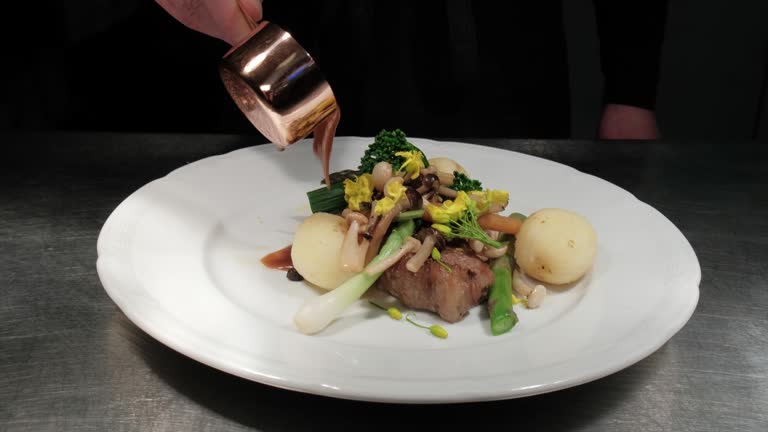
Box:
[375,248,494,323]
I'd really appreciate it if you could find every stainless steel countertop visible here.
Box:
[1,133,766,431]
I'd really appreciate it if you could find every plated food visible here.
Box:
[97,135,700,402]
[264,130,597,337]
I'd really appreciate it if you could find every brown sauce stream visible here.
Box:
[262,110,339,274]
[312,109,341,189]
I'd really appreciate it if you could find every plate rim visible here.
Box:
[96,137,701,403]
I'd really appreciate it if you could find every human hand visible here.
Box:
[155,0,263,46]
[598,104,660,140]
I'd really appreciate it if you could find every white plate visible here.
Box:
[97,137,700,403]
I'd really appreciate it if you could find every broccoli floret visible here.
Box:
[451,171,483,192]
[358,129,428,174]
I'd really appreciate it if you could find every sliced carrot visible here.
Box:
[478,213,522,235]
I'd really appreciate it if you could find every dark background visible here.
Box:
[564,0,768,140]
[2,0,767,140]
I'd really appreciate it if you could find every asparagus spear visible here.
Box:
[488,254,518,336]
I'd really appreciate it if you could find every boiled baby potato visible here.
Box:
[291,212,354,290]
[514,208,597,285]
[428,157,469,176]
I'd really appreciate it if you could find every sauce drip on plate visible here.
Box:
[261,245,293,270]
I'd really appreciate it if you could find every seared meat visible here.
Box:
[375,248,494,323]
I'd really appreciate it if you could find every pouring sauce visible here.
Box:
[262,108,339,278]
[312,108,341,189]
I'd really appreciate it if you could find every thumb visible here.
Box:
[225,0,264,46]
[155,0,263,47]
[237,0,263,24]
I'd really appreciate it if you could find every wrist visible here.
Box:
[599,104,660,140]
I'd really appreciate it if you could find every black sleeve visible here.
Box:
[593,0,668,111]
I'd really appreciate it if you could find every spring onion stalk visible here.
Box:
[488,254,518,336]
[396,209,425,221]
[306,182,347,214]
[293,219,416,334]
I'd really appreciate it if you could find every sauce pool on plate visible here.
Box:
[260,245,293,270]
[261,245,304,281]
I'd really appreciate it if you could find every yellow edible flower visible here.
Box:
[374,197,396,216]
[429,325,449,339]
[395,150,426,180]
[387,307,403,320]
[470,189,510,212]
[385,178,406,202]
[431,247,452,272]
[425,191,471,224]
[343,173,374,211]
[373,179,407,216]
[431,223,452,235]
[405,313,449,340]
[488,189,509,207]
